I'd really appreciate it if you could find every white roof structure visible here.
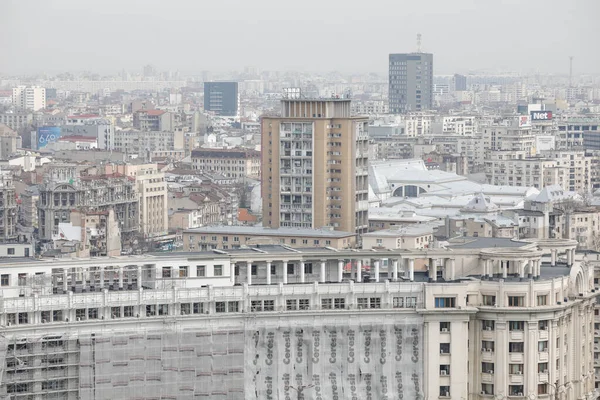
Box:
[527,184,580,203]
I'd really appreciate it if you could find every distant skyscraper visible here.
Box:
[204,82,239,117]
[388,52,433,113]
[453,74,467,91]
[261,94,369,235]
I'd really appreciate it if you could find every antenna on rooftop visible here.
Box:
[416,33,422,53]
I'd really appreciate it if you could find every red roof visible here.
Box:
[143,110,165,116]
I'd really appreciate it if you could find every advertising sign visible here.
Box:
[531,111,553,121]
[518,115,531,128]
[37,126,61,149]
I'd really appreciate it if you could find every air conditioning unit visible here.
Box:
[486,327,492,331]
[488,370,494,374]
[517,371,522,375]
[442,328,448,332]
[482,348,486,352]
[543,369,548,373]
[480,391,486,395]
[518,393,523,397]
[441,370,447,375]
[486,348,492,352]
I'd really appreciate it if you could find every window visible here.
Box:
[158,304,169,315]
[322,298,333,309]
[481,383,494,395]
[228,301,239,312]
[214,265,223,276]
[146,305,157,316]
[539,320,548,330]
[509,385,524,396]
[124,306,134,317]
[406,297,417,308]
[7,248,15,255]
[181,303,191,315]
[251,265,257,275]
[76,309,86,320]
[287,264,294,275]
[509,343,524,353]
[538,384,548,395]
[440,343,450,354]
[482,320,495,331]
[509,364,524,375]
[53,310,63,321]
[88,308,98,319]
[179,266,188,277]
[197,265,206,277]
[18,273,26,286]
[508,296,524,307]
[538,340,548,352]
[482,295,496,306]
[538,362,548,373]
[193,302,204,314]
[439,386,450,397]
[357,298,368,309]
[509,321,524,331]
[435,297,456,308]
[263,300,274,311]
[111,307,121,318]
[369,298,381,309]
[304,263,313,274]
[334,298,345,309]
[482,362,494,374]
[299,299,310,310]
[393,297,404,308]
[286,299,297,310]
[216,302,226,313]
[1,274,9,286]
[162,267,172,278]
[244,295,260,311]
[440,322,450,332]
[537,295,548,306]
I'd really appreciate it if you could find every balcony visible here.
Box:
[509,353,524,363]
[538,352,549,362]
[539,330,549,340]
[509,373,524,384]
[509,331,524,341]
[481,349,494,362]
[481,372,494,383]
[482,329,495,340]
[538,372,549,383]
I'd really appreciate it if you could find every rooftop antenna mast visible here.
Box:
[569,56,574,87]
[416,33,422,53]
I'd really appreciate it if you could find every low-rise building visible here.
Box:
[191,147,261,180]
[362,224,435,249]
[183,226,356,251]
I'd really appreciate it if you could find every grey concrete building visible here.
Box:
[204,82,239,116]
[389,52,433,113]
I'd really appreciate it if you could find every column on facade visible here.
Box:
[99,267,105,289]
[137,265,142,287]
[246,261,252,285]
[551,249,557,266]
[118,266,124,289]
[300,261,305,283]
[502,260,508,279]
[266,261,272,285]
[487,259,493,278]
[392,259,399,281]
[408,259,414,282]
[282,260,288,284]
[337,260,344,283]
[519,260,525,278]
[320,260,326,283]
[446,258,455,281]
[63,268,69,292]
[373,260,380,283]
[356,259,362,283]
[566,249,573,267]
[430,258,437,281]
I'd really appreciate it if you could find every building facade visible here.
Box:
[261,97,369,235]
[12,86,46,111]
[0,238,596,399]
[204,81,239,116]
[191,148,261,180]
[0,174,17,241]
[389,52,434,113]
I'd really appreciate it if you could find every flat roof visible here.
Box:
[184,226,355,238]
[446,237,526,249]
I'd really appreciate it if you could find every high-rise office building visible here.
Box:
[204,82,239,116]
[261,94,369,235]
[453,73,467,91]
[12,86,46,111]
[389,53,433,113]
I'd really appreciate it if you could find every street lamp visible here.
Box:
[544,381,566,400]
[289,384,315,400]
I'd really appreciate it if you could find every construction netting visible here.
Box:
[0,314,423,400]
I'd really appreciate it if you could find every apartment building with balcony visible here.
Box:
[191,148,260,180]
[261,96,369,235]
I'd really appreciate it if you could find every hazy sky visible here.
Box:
[1,0,598,75]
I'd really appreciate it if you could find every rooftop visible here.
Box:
[184,225,355,238]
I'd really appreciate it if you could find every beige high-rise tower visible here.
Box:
[261,95,369,236]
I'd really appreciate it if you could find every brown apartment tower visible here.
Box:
[261,95,369,235]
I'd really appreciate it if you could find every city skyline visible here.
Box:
[1,0,599,75]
